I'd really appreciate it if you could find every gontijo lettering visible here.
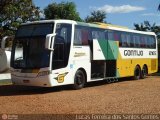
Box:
[124,50,143,56]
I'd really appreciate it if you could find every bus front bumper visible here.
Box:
[11,74,52,87]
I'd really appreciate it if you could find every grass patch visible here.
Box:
[0,79,12,86]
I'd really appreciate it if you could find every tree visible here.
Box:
[0,0,40,39]
[134,23,148,31]
[44,2,82,21]
[134,21,160,54]
[158,4,160,11]
[85,10,106,23]
[134,21,160,36]
[0,0,10,12]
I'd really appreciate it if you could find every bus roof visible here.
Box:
[22,19,156,36]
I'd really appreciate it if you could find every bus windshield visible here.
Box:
[11,23,54,69]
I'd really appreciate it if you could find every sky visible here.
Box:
[33,0,160,29]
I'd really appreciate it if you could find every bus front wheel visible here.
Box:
[72,70,86,90]
[133,66,141,80]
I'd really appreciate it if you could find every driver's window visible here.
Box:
[56,24,69,43]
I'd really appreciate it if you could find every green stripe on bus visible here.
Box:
[107,40,118,60]
[97,39,108,59]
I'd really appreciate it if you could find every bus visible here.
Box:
[10,20,158,89]
[0,36,13,80]
[0,36,13,71]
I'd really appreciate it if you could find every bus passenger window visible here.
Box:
[133,35,140,48]
[126,34,131,47]
[81,30,89,45]
[140,36,147,48]
[74,26,89,45]
[121,34,130,47]
[147,37,151,48]
[108,31,114,40]
[153,37,156,48]
[121,34,125,47]
[130,35,134,47]
[91,28,106,40]
[114,32,119,41]
[74,28,82,45]
[144,37,148,48]
[150,36,156,48]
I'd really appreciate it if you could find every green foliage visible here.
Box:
[134,21,160,51]
[134,21,160,34]
[158,4,160,11]
[134,21,160,42]
[85,10,106,23]
[0,0,40,39]
[135,21,159,52]
[44,2,82,21]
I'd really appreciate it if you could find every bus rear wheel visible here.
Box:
[141,65,148,79]
[133,66,141,80]
[72,70,86,90]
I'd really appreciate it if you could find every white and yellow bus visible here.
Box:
[10,20,158,89]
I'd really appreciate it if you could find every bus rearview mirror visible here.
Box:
[45,34,56,51]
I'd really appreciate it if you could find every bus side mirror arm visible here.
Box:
[45,34,56,51]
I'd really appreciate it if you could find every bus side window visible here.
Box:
[140,36,145,48]
[81,29,89,45]
[153,37,156,48]
[144,36,148,48]
[113,32,119,41]
[113,31,121,46]
[150,36,156,48]
[121,34,125,47]
[74,28,82,45]
[147,36,151,48]
[108,31,114,40]
[121,33,130,47]
[130,34,134,47]
[126,34,131,47]
[74,26,89,45]
[133,35,140,48]
[91,28,106,40]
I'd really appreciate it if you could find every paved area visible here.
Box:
[0,75,160,115]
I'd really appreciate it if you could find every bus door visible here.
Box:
[52,23,72,70]
[92,30,119,78]
[105,31,119,77]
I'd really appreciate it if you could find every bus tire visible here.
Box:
[141,65,148,79]
[133,66,141,80]
[72,70,86,90]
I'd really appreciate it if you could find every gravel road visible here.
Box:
[0,75,160,115]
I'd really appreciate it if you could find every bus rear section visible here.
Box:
[90,29,158,80]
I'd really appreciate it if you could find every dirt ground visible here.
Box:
[0,75,160,116]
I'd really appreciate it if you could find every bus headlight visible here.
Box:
[37,71,51,77]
